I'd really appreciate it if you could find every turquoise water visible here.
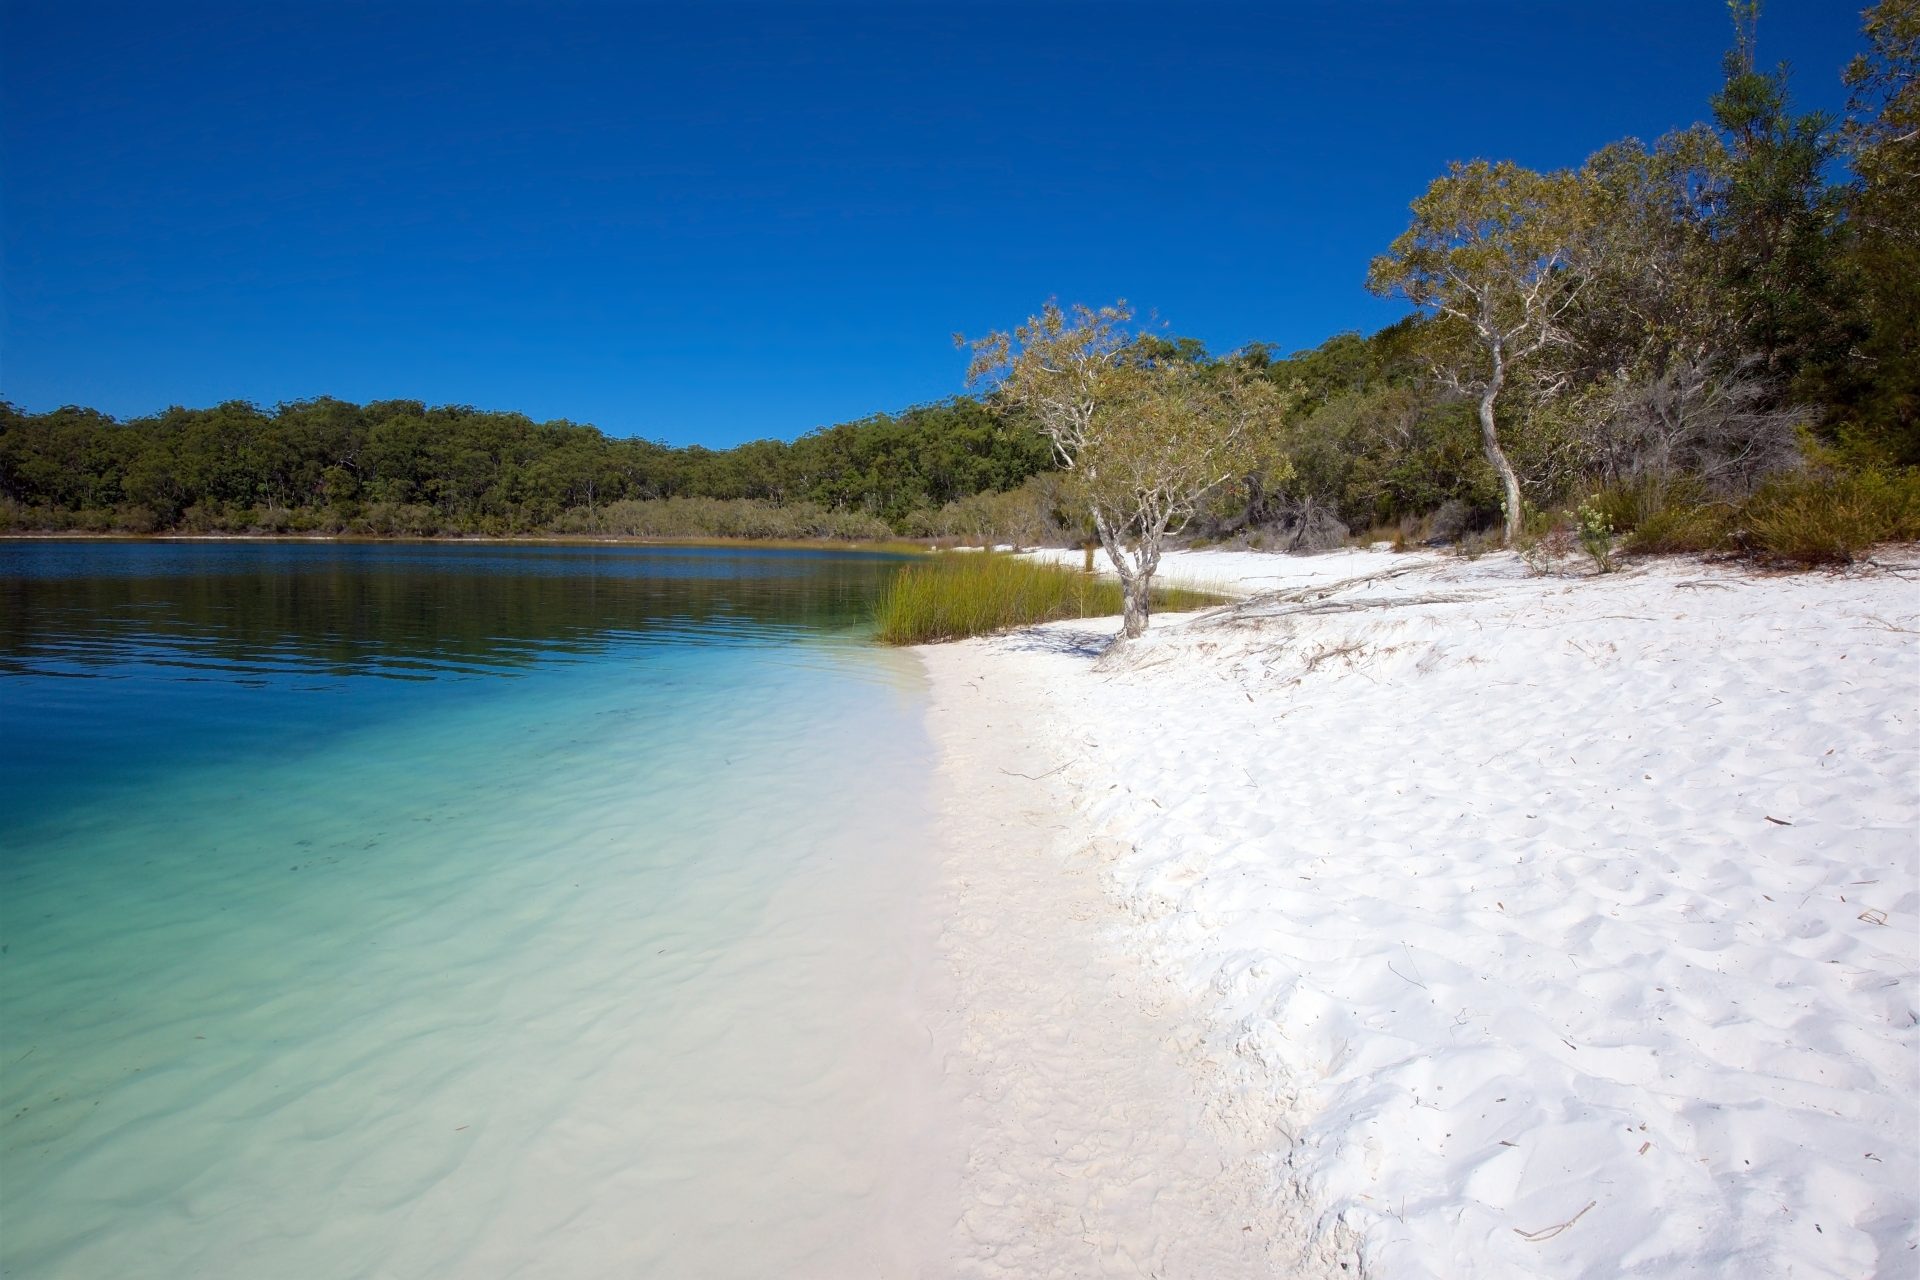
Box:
[0,541,954,1278]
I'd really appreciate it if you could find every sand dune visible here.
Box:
[925,546,1918,1279]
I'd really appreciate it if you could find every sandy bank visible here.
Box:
[922,546,1918,1279]
[919,644,1359,1277]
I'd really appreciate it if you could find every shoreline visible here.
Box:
[0,531,930,554]
[917,639,1359,1277]
[921,545,1919,1278]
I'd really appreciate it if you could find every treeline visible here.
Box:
[0,396,1056,538]
[3,2,1915,558]
[1199,0,1918,561]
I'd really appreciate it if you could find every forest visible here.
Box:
[2,1,1915,561]
[0,394,1055,540]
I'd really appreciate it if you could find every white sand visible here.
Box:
[921,546,1919,1279]
[920,648,1360,1277]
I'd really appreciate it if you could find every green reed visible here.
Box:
[874,552,1228,644]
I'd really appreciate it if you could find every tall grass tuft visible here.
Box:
[875,553,1228,645]
[1624,502,1737,555]
[1738,467,1920,564]
[1602,466,1920,563]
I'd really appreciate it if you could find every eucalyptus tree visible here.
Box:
[962,301,1288,638]
[1846,0,1919,243]
[1842,0,1920,461]
[1711,0,1849,382]
[1368,160,1595,545]
[1573,132,1801,497]
[1575,129,1729,380]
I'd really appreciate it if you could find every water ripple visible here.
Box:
[1,540,911,684]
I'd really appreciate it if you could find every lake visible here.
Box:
[0,540,956,1279]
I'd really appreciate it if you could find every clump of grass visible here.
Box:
[875,553,1228,645]
[1585,476,1669,536]
[1738,467,1920,565]
[1348,519,1420,550]
[1624,501,1737,555]
[1605,466,1919,563]
[1450,527,1503,559]
[1580,476,1727,555]
[1514,516,1575,574]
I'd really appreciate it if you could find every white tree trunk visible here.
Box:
[1092,509,1157,640]
[1480,351,1525,546]
[1120,573,1150,638]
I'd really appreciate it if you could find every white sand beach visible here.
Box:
[921,546,1919,1279]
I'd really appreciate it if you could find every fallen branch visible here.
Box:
[1514,1200,1596,1242]
[999,762,1069,781]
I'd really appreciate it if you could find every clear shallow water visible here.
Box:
[1,541,953,1279]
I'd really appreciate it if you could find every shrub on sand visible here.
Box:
[1734,467,1920,565]
[1625,502,1737,555]
[1575,497,1616,573]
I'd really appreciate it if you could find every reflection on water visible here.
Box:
[0,540,911,681]
[0,539,918,849]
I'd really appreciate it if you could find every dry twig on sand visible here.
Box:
[1514,1200,1597,1243]
[998,762,1070,781]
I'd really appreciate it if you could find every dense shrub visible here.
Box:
[898,475,1077,547]
[1600,465,1920,562]
[1623,502,1737,555]
[350,502,444,537]
[1738,467,1920,564]
[551,497,895,541]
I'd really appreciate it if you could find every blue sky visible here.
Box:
[1,1,1866,447]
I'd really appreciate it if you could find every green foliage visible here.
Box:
[1575,496,1616,572]
[1624,502,1739,555]
[1367,158,1595,542]
[1588,474,1694,535]
[550,497,894,541]
[1331,1,1917,559]
[897,474,1076,547]
[962,301,1287,551]
[1711,2,1853,385]
[1366,160,1593,328]
[0,396,1054,538]
[1572,129,1731,380]
[963,300,1288,635]
[1738,466,1920,563]
[1592,473,1740,555]
[1195,323,1498,544]
[1834,0,1920,463]
[1324,388,1492,527]
[873,553,1226,645]
[1606,462,1920,562]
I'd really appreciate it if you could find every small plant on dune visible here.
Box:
[1575,496,1616,573]
[1450,527,1502,559]
[1515,510,1574,575]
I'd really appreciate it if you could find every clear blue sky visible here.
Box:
[0,0,1865,447]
